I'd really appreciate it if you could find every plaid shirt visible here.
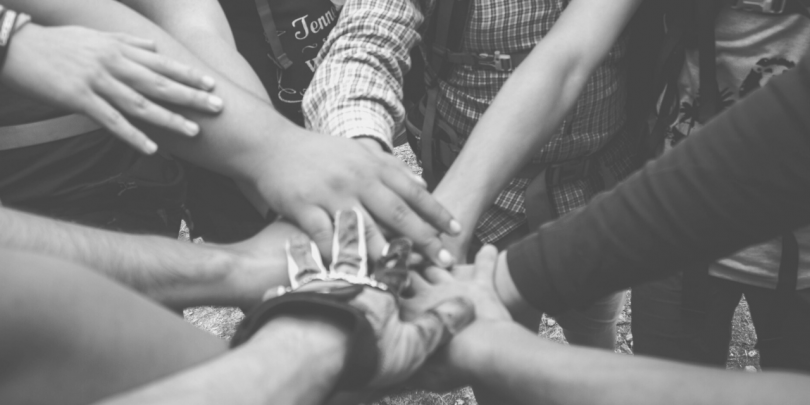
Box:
[304,0,635,243]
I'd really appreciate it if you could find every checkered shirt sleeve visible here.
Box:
[302,0,426,150]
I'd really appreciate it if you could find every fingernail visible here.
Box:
[438,249,454,267]
[184,120,200,136]
[143,139,158,154]
[208,95,224,111]
[449,219,462,235]
[201,75,216,90]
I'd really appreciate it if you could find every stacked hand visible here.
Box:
[2,24,223,154]
[234,208,476,390]
[260,130,461,269]
[402,245,514,393]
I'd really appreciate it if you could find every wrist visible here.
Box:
[145,242,238,309]
[252,316,349,381]
[241,316,349,401]
[447,320,516,386]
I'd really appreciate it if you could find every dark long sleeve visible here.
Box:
[506,53,810,315]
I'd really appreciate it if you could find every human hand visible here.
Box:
[1,24,223,154]
[259,130,460,267]
[402,245,513,392]
[243,209,475,389]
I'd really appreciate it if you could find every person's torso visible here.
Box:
[660,5,810,289]
[220,0,342,125]
[430,0,629,163]
[0,88,143,208]
[666,6,810,147]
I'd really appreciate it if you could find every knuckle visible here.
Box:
[155,56,173,72]
[391,203,411,226]
[152,75,171,94]
[102,109,125,128]
[131,93,150,111]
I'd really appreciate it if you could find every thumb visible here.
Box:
[473,244,499,283]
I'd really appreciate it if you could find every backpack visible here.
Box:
[219,0,341,126]
[645,0,810,330]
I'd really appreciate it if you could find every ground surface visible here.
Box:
[183,144,760,405]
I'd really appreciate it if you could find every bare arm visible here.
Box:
[433,0,644,257]
[121,0,270,100]
[95,316,348,405]
[453,321,810,405]
[0,206,295,310]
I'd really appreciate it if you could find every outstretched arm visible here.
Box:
[408,247,810,405]
[452,322,810,405]
[3,0,459,266]
[433,0,643,258]
[0,206,296,310]
[120,0,270,100]
[95,316,349,405]
[501,51,810,316]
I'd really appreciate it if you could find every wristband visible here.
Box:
[230,287,379,390]
[0,9,18,72]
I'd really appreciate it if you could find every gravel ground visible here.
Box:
[183,143,760,405]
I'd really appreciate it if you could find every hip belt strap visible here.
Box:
[0,114,101,151]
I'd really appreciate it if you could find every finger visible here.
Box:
[473,244,499,283]
[374,238,413,294]
[95,76,201,137]
[397,165,427,189]
[450,264,476,281]
[126,46,216,91]
[360,208,387,263]
[331,208,367,277]
[295,207,335,263]
[423,266,454,284]
[120,50,222,113]
[381,161,461,236]
[362,187,454,268]
[111,32,156,52]
[82,95,158,154]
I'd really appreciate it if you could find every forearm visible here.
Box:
[123,0,270,101]
[434,0,642,225]
[7,0,294,189]
[303,0,424,148]
[95,316,348,405]
[506,53,810,314]
[461,322,809,405]
[0,207,239,309]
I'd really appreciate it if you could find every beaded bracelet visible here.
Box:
[0,9,19,72]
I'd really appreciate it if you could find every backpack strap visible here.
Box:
[419,0,472,189]
[696,0,723,122]
[254,0,293,69]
